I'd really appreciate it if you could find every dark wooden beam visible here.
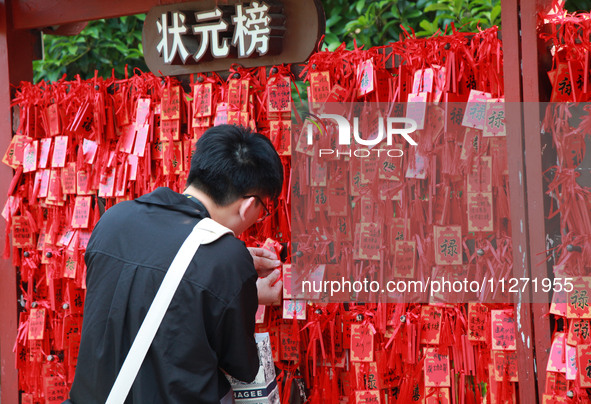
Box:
[500,0,539,402]
[520,0,555,400]
[11,0,191,30]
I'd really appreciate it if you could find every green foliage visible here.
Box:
[321,0,501,51]
[33,15,147,83]
[566,0,591,12]
[39,0,582,83]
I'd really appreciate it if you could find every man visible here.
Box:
[65,124,284,404]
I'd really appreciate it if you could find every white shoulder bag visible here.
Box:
[105,217,233,404]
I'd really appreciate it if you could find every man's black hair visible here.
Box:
[186,124,284,206]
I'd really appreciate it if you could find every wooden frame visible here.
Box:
[0,0,559,402]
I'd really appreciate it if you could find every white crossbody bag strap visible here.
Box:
[105,218,233,404]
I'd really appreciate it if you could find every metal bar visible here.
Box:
[500,0,539,402]
[520,0,556,400]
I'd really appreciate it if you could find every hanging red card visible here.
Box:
[550,276,567,317]
[467,192,493,232]
[2,134,23,168]
[81,138,98,164]
[118,124,136,154]
[357,59,375,97]
[67,283,84,314]
[309,71,331,103]
[282,264,292,299]
[23,139,37,173]
[355,223,382,260]
[378,147,403,181]
[192,83,213,121]
[304,264,326,300]
[324,264,350,301]
[269,120,291,156]
[390,218,409,245]
[491,309,516,350]
[420,305,442,344]
[255,305,265,324]
[214,102,229,126]
[542,395,568,404]
[444,94,466,136]
[51,135,68,168]
[71,196,91,229]
[567,319,591,345]
[546,332,567,373]
[461,89,491,130]
[268,76,291,114]
[161,86,181,120]
[393,240,415,279]
[577,344,591,387]
[483,98,506,137]
[47,169,65,205]
[76,170,93,195]
[160,119,180,142]
[467,156,492,193]
[327,186,348,216]
[412,68,434,94]
[493,350,518,382]
[28,308,46,340]
[279,323,299,361]
[549,62,583,102]
[135,98,151,128]
[42,363,68,404]
[313,187,327,212]
[326,83,348,103]
[354,362,380,389]
[432,65,446,103]
[350,323,374,362]
[11,216,34,248]
[21,393,33,404]
[283,299,306,320]
[162,141,183,175]
[47,103,61,136]
[434,226,462,265]
[425,387,450,404]
[567,277,591,319]
[468,303,488,342]
[376,350,398,388]
[424,348,451,387]
[405,151,427,179]
[63,250,77,279]
[566,343,577,380]
[545,371,568,395]
[133,124,150,156]
[406,92,428,130]
[489,137,508,176]
[38,137,52,169]
[228,79,250,112]
[79,230,91,249]
[61,163,76,195]
[459,128,483,160]
[98,169,115,198]
[354,390,380,403]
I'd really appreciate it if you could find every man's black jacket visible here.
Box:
[65,187,259,404]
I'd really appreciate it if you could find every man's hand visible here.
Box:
[256,269,282,306]
[248,247,281,277]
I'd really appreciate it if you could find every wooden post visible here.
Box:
[519,0,556,400]
[501,0,554,401]
[0,1,36,402]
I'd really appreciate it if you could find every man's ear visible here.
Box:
[238,196,256,221]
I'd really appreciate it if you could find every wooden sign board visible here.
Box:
[143,0,325,75]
